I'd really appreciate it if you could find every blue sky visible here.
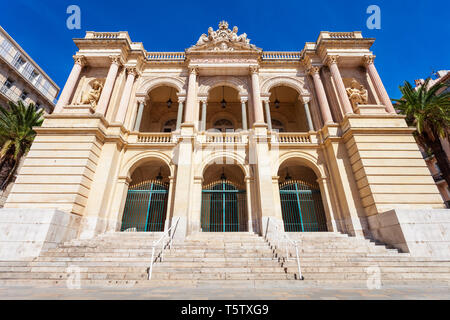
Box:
[0,0,448,99]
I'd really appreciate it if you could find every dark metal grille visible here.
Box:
[120,180,169,232]
[201,180,247,232]
[279,180,327,232]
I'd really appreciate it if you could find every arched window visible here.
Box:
[162,119,177,132]
[213,119,234,132]
[272,119,285,132]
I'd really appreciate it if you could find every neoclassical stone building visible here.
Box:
[1,22,448,260]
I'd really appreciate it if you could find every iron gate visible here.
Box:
[120,180,169,232]
[279,180,327,232]
[201,180,247,232]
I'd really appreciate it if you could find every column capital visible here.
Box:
[299,95,311,104]
[307,65,321,76]
[109,55,122,66]
[136,96,146,104]
[177,96,186,103]
[199,97,208,104]
[188,66,199,75]
[326,55,339,67]
[125,66,138,77]
[363,55,376,66]
[73,55,87,67]
[249,65,259,74]
[240,97,248,103]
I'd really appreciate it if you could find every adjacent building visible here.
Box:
[414,70,450,207]
[0,25,59,113]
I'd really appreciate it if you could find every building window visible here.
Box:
[13,54,26,69]
[0,39,12,58]
[35,102,42,110]
[20,91,28,101]
[213,119,234,132]
[30,70,39,83]
[0,78,13,94]
[162,119,177,132]
[271,119,285,132]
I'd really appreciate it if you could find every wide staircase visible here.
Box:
[0,231,449,287]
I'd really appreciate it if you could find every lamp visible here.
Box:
[285,169,292,181]
[156,167,163,181]
[274,87,280,109]
[221,86,227,109]
[220,167,227,180]
[166,87,173,108]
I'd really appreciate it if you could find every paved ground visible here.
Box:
[0,283,449,300]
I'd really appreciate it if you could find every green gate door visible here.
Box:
[279,180,327,232]
[201,180,247,232]
[121,180,169,232]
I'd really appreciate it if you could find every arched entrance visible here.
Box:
[278,163,327,232]
[201,164,248,232]
[120,160,171,232]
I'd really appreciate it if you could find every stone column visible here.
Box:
[96,55,121,116]
[241,98,248,130]
[106,175,131,232]
[184,67,198,124]
[176,98,185,131]
[54,55,86,112]
[308,66,334,125]
[250,66,265,125]
[303,99,314,131]
[115,67,137,123]
[317,177,337,232]
[245,176,253,232]
[263,100,272,131]
[327,55,353,115]
[200,99,207,131]
[164,176,175,231]
[364,55,395,113]
[133,98,145,131]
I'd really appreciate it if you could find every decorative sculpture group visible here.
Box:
[346,79,368,111]
[194,21,257,51]
[80,80,103,109]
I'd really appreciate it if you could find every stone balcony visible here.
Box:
[126,131,317,148]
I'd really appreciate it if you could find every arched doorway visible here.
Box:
[138,85,180,132]
[120,160,171,232]
[201,165,248,232]
[278,163,327,232]
[268,85,311,132]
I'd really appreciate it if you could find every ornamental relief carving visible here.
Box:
[188,21,261,52]
[79,79,104,108]
[345,78,368,110]
[189,57,259,64]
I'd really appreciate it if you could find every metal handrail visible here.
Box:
[148,217,180,280]
[264,217,304,280]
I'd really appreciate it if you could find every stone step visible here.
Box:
[1,279,448,287]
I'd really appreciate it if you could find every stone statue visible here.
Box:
[190,21,259,51]
[81,80,103,108]
[346,79,368,110]
[196,33,209,46]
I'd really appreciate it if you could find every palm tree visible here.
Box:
[394,78,450,187]
[0,100,44,190]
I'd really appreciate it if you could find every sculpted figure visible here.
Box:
[81,80,103,108]
[231,26,239,41]
[196,33,209,46]
[346,79,368,110]
[207,27,217,41]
